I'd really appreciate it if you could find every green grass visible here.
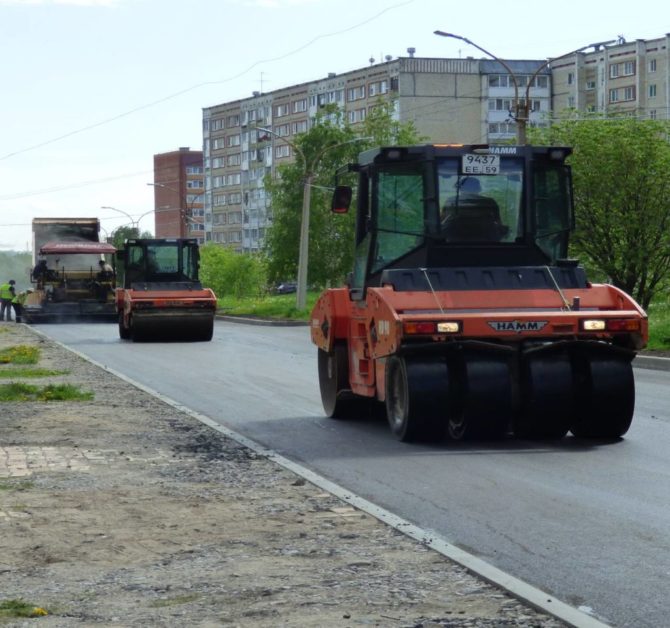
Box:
[0,480,34,491]
[0,382,94,402]
[0,367,68,379]
[0,599,48,618]
[218,291,321,320]
[0,345,40,365]
[647,298,670,351]
[149,594,201,608]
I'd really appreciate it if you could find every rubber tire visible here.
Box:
[570,353,635,439]
[317,343,369,419]
[515,351,572,440]
[448,353,511,441]
[385,355,448,443]
[118,313,131,340]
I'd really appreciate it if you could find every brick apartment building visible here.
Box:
[151,147,205,242]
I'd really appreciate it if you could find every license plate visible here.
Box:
[462,154,500,175]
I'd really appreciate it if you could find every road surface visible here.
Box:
[35,320,670,627]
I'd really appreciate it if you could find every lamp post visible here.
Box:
[101,205,135,226]
[434,31,590,144]
[257,127,369,310]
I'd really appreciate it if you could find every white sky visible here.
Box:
[0,0,666,250]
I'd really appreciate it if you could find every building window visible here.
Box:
[489,98,512,111]
[212,137,225,150]
[292,98,307,113]
[275,144,290,158]
[567,72,574,85]
[650,110,657,120]
[649,84,657,98]
[586,80,596,90]
[609,64,620,79]
[649,59,657,73]
[227,134,241,147]
[623,61,635,76]
[609,86,635,103]
[275,103,290,117]
[568,96,575,108]
[187,180,204,189]
[390,77,399,91]
[489,74,509,87]
[347,86,366,101]
[226,115,240,127]
[186,165,203,174]
[534,75,548,89]
[292,120,308,134]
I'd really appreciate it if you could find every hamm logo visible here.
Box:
[488,320,548,333]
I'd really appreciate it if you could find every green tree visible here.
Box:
[199,244,266,299]
[264,101,424,289]
[110,226,152,251]
[531,115,670,309]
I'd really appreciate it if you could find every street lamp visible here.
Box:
[434,31,590,144]
[258,127,370,309]
[101,205,135,226]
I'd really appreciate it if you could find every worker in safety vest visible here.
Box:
[0,280,16,321]
[12,290,29,323]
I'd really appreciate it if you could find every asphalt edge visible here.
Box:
[28,325,611,628]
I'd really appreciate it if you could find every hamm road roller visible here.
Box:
[310,144,648,442]
[116,238,217,342]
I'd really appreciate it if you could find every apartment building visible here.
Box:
[151,147,205,242]
[202,54,551,251]
[552,34,669,119]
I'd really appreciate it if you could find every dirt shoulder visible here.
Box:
[0,322,565,627]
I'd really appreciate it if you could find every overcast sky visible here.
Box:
[1,0,666,251]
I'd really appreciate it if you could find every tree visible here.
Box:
[199,244,266,299]
[264,102,424,289]
[110,226,152,251]
[531,116,670,309]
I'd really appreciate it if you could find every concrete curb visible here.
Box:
[217,314,308,327]
[633,354,670,372]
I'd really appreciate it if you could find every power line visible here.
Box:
[0,0,414,163]
[0,170,151,202]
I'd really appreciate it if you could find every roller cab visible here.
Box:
[311,144,648,442]
[116,238,217,342]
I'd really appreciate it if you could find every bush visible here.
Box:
[199,245,267,299]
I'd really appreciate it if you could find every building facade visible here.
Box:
[201,55,552,252]
[151,147,205,242]
[551,34,669,119]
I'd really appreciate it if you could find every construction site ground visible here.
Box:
[0,321,568,627]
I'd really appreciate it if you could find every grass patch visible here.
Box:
[0,599,48,618]
[218,291,320,320]
[149,594,200,608]
[0,382,94,402]
[0,480,34,491]
[647,298,670,351]
[0,367,68,379]
[0,345,40,365]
